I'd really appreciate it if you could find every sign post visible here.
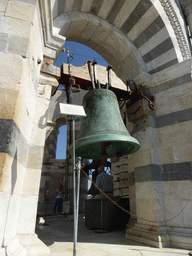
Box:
[59,104,86,256]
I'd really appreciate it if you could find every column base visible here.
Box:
[126,222,170,248]
[168,226,192,250]
[4,234,50,256]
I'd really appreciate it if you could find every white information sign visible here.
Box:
[59,103,86,117]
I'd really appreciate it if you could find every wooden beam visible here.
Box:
[60,63,127,92]
[41,62,61,79]
[41,61,130,99]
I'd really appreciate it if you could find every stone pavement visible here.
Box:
[35,214,190,256]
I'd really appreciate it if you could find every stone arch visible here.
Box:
[1,1,192,254]
[53,12,148,81]
[48,0,191,77]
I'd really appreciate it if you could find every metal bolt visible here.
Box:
[37,58,41,65]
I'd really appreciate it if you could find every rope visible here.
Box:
[82,168,192,224]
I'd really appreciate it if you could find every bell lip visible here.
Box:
[69,134,140,158]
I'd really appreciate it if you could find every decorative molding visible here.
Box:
[38,0,66,59]
[159,0,191,60]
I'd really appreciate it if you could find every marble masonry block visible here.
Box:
[8,161,26,195]
[129,197,137,216]
[16,60,37,116]
[128,5,158,42]
[155,81,192,117]
[131,148,152,167]
[127,156,135,173]
[184,120,192,144]
[3,193,22,245]
[181,200,192,228]
[39,73,58,88]
[17,194,38,234]
[103,31,132,62]
[158,123,188,148]
[114,189,121,197]
[0,193,10,246]
[164,180,192,201]
[136,198,166,225]
[0,154,28,194]
[81,0,96,13]
[80,15,99,40]
[22,168,41,195]
[152,59,191,87]
[0,88,18,119]
[129,185,136,199]
[90,20,112,45]
[159,147,174,165]
[132,127,155,151]
[0,52,24,90]
[0,153,9,191]
[126,223,170,248]
[5,236,27,256]
[170,232,192,250]
[0,0,8,12]
[8,34,29,57]
[27,145,44,169]
[113,53,143,81]
[164,199,185,227]
[0,154,20,193]
[172,145,192,163]
[53,13,71,36]
[18,233,50,256]
[29,98,50,147]
[0,31,8,51]
[38,83,52,100]
[6,0,35,22]
[120,172,129,180]
[65,13,89,40]
[0,15,31,39]
[97,0,116,19]
[138,27,169,56]
[122,187,129,195]
[113,0,140,28]
[136,181,164,200]
[64,0,75,12]
[113,180,120,190]
[14,86,37,142]
[146,48,176,74]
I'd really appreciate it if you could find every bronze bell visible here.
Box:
[70,88,140,159]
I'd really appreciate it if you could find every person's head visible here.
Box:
[98,166,104,174]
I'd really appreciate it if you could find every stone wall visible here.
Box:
[0,1,64,255]
[38,158,88,216]
[125,59,192,249]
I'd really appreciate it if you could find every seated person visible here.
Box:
[94,166,113,199]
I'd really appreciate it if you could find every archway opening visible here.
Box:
[56,125,67,160]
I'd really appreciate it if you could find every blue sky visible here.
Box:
[55,41,108,159]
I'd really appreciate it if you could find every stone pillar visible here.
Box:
[126,60,192,249]
[0,1,64,254]
[125,80,170,247]
[43,122,60,162]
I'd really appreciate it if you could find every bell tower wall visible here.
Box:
[0,1,64,255]
[125,59,192,249]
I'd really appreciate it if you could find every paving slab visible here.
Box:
[35,214,190,256]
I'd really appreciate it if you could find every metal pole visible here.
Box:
[72,116,77,256]
[76,157,81,236]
